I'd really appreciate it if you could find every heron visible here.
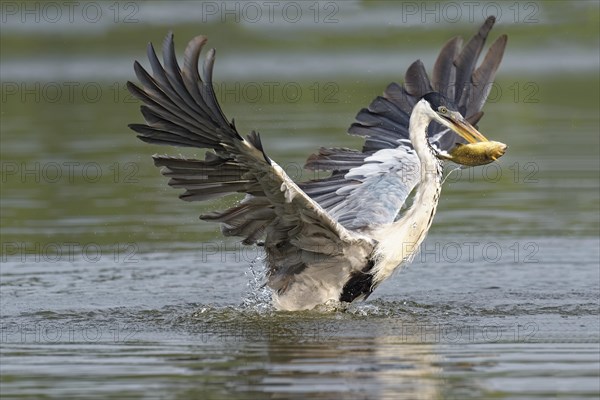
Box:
[127,17,508,311]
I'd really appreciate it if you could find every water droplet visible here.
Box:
[412,223,417,229]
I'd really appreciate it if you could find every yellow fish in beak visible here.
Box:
[440,110,508,166]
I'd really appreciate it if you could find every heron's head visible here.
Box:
[421,92,507,165]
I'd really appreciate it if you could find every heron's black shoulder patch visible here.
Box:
[340,259,375,303]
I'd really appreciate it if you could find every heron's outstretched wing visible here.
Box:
[302,16,507,230]
[128,33,373,295]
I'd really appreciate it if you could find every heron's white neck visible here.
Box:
[371,100,442,284]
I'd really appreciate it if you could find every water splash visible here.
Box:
[346,302,385,316]
[241,255,273,312]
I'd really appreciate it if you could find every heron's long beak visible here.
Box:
[448,113,489,143]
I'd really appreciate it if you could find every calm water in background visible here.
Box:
[1,2,599,399]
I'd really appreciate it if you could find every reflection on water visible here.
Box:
[1,1,599,399]
[1,307,599,399]
[1,237,598,398]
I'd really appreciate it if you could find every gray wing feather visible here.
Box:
[305,148,369,171]
[129,34,373,295]
[468,34,508,116]
[382,82,417,115]
[454,15,496,114]
[404,60,433,98]
[432,36,462,99]
[303,16,506,231]
[328,149,419,228]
